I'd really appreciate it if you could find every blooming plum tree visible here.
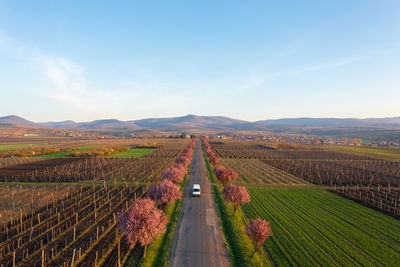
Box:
[209,155,220,166]
[117,198,167,257]
[246,218,273,257]
[222,184,250,215]
[147,179,182,209]
[161,166,185,183]
[214,166,238,186]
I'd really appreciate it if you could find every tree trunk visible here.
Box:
[251,242,261,257]
[251,247,257,257]
[143,245,147,258]
[232,205,237,216]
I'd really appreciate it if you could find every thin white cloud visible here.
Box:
[1,27,398,121]
[282,49,396,76]
[0,30,197,120]
[293,56,364,74]
[0,29,121,118]
[36,54,116,117]
[0,29,24,54]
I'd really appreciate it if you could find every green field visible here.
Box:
[35,145,96,158]
[0,143,42,150]
[107,148,156,158]
[242,188,400,266]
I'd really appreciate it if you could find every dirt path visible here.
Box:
[170,139,230,267]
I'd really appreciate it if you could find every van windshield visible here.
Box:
[193,189,200,192]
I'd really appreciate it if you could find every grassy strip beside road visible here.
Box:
[127,169,190,267]
[137,198,181,267]
[203,150,271,267]
[107,148,156,158]
[243,188,400,266]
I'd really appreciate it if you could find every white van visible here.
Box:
[192,184,201,197]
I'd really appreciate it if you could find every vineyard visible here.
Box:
[0,139,183,159]
[334,185,400,217]
[0,185,81,224]
[0,158,47,169]
[209,141,372,160]
[0,142,186,183]
[2,137,400,266]
[0,139,191,266]
[0,184,147,266]
[221,158,307,185]
[209,140,400,217]
[263,159,400,186]
[201,139,400,266]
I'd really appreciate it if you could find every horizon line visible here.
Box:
[1,114,400,124]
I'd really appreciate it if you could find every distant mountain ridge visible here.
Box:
[257,117,400,128]
[133,115,253,130]
[0,115,39,127]
[1,114,400,132]
[42,119,140,130]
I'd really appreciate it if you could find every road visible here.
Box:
[171,139,231,267]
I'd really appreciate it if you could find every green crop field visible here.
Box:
[242,188,400,266]
[0,143,42,150]
[107,148,156,158]
[35,145,96,158]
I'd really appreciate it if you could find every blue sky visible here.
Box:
[0,0,399,122]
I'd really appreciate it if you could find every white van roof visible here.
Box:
[193,184,200,189]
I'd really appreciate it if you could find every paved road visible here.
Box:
[171,139,230,267]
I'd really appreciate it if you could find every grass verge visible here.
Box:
[138,198,181,267]
[203,149,271,267]
[129,167,190,267]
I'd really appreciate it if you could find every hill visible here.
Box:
[134,114,252,130]
[2,115,400,142]
[44,119,140,130]
[257,117,400,128]
[0,115,40,127]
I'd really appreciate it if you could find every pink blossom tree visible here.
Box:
[147,179,182,209]
[161,166,185,183]
[222,184,250,215]
[246,218,273,257]
[118,198,167,257]
[214,166,238,186]
[214,165,226,179]
[209,155,220,166]
[224,169,238,184]
[175,154,191,167]
[161,138,196,183]
[205,148,214,157]
[201,137,221,166]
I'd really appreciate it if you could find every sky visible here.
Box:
[0,0,399,122]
